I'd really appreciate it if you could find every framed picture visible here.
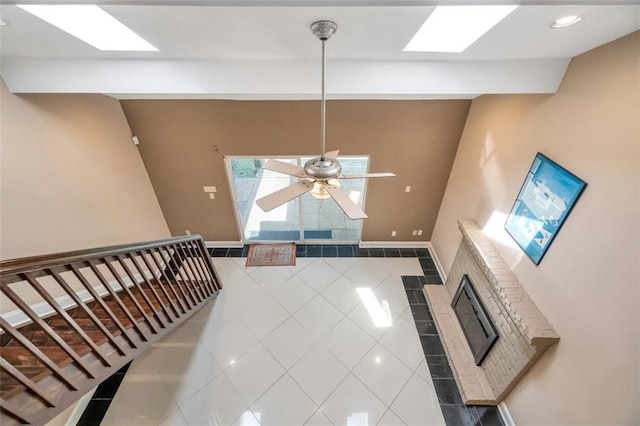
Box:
[505,153,587,265]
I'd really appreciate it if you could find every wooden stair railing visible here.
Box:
[0,235,221,425]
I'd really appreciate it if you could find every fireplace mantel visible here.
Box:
[424,219,559,405]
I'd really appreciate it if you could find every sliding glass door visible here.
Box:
[226,156,368,243]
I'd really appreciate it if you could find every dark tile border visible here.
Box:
[321,245,338,257]
[206,244,441,267]
[306,245,322,257]
[337,245,355,257]
[357,247,370,257]
[406,289,428,305]
[383,247,401,257]
[399,248,417,257]
[77,362,131,425]
[424,355,454,379]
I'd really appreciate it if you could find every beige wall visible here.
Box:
[0,79,170,260]
[120,99,470,242]
[431,32,639,424]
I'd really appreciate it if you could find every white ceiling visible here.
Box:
[0,1,638,99]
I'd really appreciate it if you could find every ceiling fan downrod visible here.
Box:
[254,20,393,220]
[311,20,338,161]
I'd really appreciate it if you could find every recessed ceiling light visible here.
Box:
[0,20,7,27]
[404,5,518,53]
[550,15,582,29]
[16,4,158,51]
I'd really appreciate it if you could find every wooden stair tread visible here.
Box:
[0,285,179,401]
[0,280,201,401]
[1,344,94,399]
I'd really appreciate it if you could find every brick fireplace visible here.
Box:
[424,219,559,405]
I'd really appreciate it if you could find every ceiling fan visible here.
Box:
[255,20,395,220]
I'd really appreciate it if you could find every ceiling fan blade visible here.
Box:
[326,185,368,220]
[339,172,396,179]
[255,180,313,212]
[263,159,307,178]
[324,150,340,160]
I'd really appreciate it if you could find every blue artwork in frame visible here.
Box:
[505,153,587,265]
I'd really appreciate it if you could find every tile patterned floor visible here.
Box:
[88,249,502,425]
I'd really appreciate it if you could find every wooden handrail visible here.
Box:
[0,235,221,425]
[0,235,202,278]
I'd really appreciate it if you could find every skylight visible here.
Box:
[404,5,518,53]
[17,4,158,51]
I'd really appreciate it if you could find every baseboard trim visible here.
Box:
[498,402,516,426]
[359,241,430,248]
[206,241,244,248]
[425,242,448,282]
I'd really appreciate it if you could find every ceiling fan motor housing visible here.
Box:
[304,157,342,180]
[311,20,338,41]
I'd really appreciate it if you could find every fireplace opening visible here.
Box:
[451,275,499,366]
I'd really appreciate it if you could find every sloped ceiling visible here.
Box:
[1,1,638,99]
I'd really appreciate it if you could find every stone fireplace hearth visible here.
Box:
[424,219,559,405]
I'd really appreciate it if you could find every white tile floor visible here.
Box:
[102,257,446,426]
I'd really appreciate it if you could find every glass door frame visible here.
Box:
[224,155,370,245]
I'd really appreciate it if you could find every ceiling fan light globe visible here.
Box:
[310,179,341,200]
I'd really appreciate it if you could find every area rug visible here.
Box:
[246,243,296,267]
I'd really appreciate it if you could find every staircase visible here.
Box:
[0,236,221,425]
